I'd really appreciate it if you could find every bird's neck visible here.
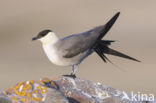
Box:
[40,32,59,45]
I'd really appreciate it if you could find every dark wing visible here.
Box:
[55,29,100,58]
[55,12,120,58]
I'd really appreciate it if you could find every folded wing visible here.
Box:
[55,12,120,58]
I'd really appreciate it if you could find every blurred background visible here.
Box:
[0,0,156,95]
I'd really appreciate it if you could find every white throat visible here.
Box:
[39,32,59,45]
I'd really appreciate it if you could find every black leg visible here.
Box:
[62,64,79,79]
[63,73,77,79]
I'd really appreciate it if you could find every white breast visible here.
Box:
[41,37,91,66]
[42,44,88,66]
[43,45,62,66]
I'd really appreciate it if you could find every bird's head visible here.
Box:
[32,29,59,45]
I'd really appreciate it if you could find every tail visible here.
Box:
[94,12,140,63]
[94,40,140,62]
[96,12,120,42]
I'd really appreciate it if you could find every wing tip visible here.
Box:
[112,12,120,21]
[133,58,141,62]
[116,12,120,16]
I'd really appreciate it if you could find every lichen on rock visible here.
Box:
[0,76,155,103]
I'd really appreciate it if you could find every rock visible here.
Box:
[54,77,131,103]
[0,91,12,103]
[1,76,155,103]
[44,88,69,103]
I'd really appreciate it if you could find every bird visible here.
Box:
[32,12,140,78]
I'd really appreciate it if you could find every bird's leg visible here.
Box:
[71,64,79,76]
[69,64,78,78]
[63,64,79,78]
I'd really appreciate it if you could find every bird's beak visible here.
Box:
[32,37,38,41]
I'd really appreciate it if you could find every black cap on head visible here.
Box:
[32,29,52,40]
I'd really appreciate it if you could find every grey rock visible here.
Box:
[0,91,12,103]
[1,76,155,103]
[44,88,69,103]
[54,76,155,103]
